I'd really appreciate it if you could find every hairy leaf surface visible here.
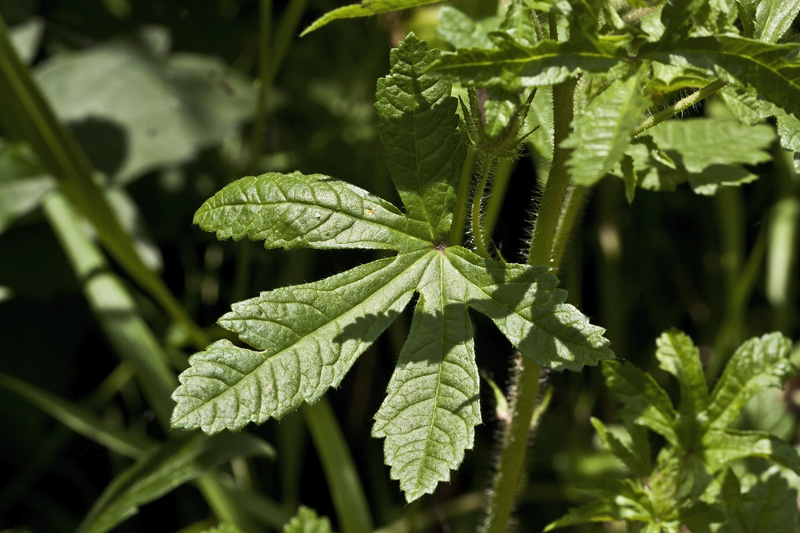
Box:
[565,69,649,185]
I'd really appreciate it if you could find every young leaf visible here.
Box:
[193,172,432,252]
[373,254,481,501]
[654,330,708,417]
[564,68,649,186]
[301,0,443,36]
[171,252,430,434]
[706,333,794,430]
[376,34,466,239]
[78,433,274,533]
[602,360,679,446]
[590,418,651,478]
[283,506,332,533]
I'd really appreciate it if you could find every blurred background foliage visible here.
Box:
[0,0,798,531]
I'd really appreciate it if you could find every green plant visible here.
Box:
[2,0,800,532]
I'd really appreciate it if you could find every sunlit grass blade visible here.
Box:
[78,433,275,533]
[301,0,443,36]
[0,373,152,459]
[303,398,373,533]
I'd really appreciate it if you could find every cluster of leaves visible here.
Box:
[172,34,614,502]
[548,331,800,532]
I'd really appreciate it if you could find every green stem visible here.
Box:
[632,79,727,137]
[550,185,587,275]
[482,157,514,239]
[472,155,495,260]
[484,78,577,533]
[449,149,476,246]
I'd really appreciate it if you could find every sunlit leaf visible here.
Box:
[301,0,444,36]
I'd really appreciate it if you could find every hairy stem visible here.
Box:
[632,79,727,137]
[483,78,577,533]
[472,155,495,260]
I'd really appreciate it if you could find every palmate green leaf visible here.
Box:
[193,172,431,252]
[300,0,444,36]
[564,67,649,186]
[376,34,466,239]
[739,0,800,43]
[729,469,799,533]
[602,360,679,446]
[171,252,429,434]
[174,33,614,501]
[641,36,800,118]
[78,433,275,533]
[706,333,795,430]
[431,38,627,90]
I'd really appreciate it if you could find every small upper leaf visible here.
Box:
[376,34,466,239]
[655,330,708,418]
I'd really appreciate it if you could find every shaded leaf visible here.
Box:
[36,26,255,185]
[602,360,679,446]
[437,6,495,50]
[655,329,708,417]
[447,246,614,371]
[739,0,800,43]
[590,418,651,477]
[376,34,466,239]
[78,433,275,533]
[0,140,54,234]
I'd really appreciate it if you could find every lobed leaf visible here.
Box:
[373,253,481,502]
[193,172,432,252]
[602,360,679,446]
[590,418,651,478]
[706,332,795,430]
[655,330,708,418]
[446,247,614,371]
[301,0,444,36]
[565,68,649,186]
[171,252,431,433]
[376,34,466,239]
